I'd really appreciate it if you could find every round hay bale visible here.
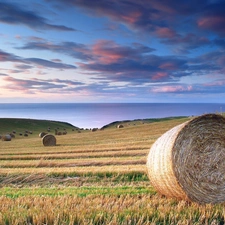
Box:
[9,133,15,138]
[2,134,12,141]
[117,124,124,128]
[42,134,56,146]
[146,114,225,204]
[39,132,47,138]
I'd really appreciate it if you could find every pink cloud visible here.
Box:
[152,85,193,93]
[159,62,178,70]
[92,40,123,64]
[155,27,177,38]
[198,16,225,34]
[3,76,28,91]
[90,40,153,65]
[152,72,168,80]
[203,80,225,87]
[120,11,142,24]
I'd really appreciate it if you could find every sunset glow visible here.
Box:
[0,0,225,103]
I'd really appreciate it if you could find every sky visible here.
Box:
[0,0,225,103]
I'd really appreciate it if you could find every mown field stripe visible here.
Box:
[0,147,150,155]
[0,159,146,168]
[0,165,147,175]
[0,150,148,160]
[0,186,156,198]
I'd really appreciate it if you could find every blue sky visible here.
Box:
[0,0,225,103]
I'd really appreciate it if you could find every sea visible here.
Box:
[0,103,224,129]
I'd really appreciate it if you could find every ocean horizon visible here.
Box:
[0,103,224,129]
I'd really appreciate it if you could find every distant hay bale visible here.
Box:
[117,124,124,128]
[2,134,12,141]
[146,114,225,204]
[24,133,28,137]
[39,132,47,138]
[42,134,56,146]
[92,128,98,132]
[9,133,15,138]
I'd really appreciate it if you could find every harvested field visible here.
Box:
[0,116,225,224]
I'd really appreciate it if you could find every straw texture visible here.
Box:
[147,114,225,204]
[42,134,56,146]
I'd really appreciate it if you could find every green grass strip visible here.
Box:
[0,186,156,198]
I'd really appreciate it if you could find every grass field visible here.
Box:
[0,116,225,225]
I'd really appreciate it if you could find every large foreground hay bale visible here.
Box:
[42,134,56,146]
[147,114,225,204]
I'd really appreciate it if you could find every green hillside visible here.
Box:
[0,118,78,137]
[101,116,188,129]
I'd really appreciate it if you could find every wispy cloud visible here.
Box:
[25,58,77,69]
[0,1,75,31]
[50,0,225,51]
[2,76,84,94]
[0,48,77,71]
[16,37,225,86]
[197,2,225,36]
[152,84,193,93]
[18,40,93,61]
[0,49,23,63]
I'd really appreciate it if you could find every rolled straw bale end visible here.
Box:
[42,134,56,146]
[147,114,225,204]
[147,122,189,201]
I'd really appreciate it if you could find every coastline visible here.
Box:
[0,103,224,129]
